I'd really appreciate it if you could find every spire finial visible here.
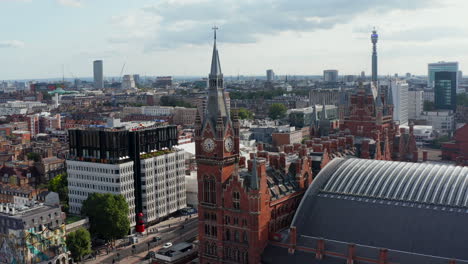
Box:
[212,25,218,42]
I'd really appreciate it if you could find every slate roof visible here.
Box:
[263,158,468,263]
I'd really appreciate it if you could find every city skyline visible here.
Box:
[1,0,468,80]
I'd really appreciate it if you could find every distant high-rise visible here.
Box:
[391,79,409,125]
[434,71,457,111]
[266,69,275,82]
[371,28,378,83]
[93,60,104,89]
[428,61,458,88]
[406,73,411,78]
[361,71,365,78]
[323,70,338,82]
[133,74,141,85]
[408,90,423,119]
[122,74,136,90]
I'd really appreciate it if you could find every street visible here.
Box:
[88,217,198,264]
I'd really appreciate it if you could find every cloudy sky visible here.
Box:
[0,0,467,80]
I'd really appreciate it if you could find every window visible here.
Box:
[203,176,216,204]
[233,191,240,209]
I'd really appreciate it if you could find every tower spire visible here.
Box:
[210,26,222,76]
[203,27,229,136]
[371,27,379,83]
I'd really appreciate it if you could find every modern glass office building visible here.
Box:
[428,61,458,88]
[434,71,457,111]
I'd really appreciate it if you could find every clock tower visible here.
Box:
[195,27,241,264]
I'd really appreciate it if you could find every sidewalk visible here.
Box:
[85,214,198,264]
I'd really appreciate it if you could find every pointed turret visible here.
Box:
[250,154,259,190]
[321,100,328,120]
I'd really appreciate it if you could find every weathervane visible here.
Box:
[212,25,219,40]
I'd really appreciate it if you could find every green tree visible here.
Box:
[48,173,69,213]
[268,103,287,120]
[67,228,92,261]
[237,108,254,120]
[27,152,41,162]
[48,173,68,201]
[82,193,130,243]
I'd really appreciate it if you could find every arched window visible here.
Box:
[225,229,231,240]
[203,175,216,204]
[234,230,239,242]
[233,191,240,209]
[212,243,217,256]
[243,231,248,244]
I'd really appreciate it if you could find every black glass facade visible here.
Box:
[434,71,457,111]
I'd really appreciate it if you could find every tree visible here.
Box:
[48,173,68,201]
[48,173,69,213]
[67,228,92,261]
[27,152,41,162]
[268,103,287,120]
[237,108,253,120]
[82,193,130,243]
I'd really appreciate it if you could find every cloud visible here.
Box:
[108,0,435,51]
[0,40,25,48]
[56,0,82,7]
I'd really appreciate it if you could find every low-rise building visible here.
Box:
[0,193,69,264]
[419,110,455,136]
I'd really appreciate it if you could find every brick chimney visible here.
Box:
[361,139,370,159]
[279,152,287,171]
[239,156,246,168]
[312,144,323,152]
[345,135,354,148]
[293,143,302,151]
[412,151,419,162]
[257,143,264,152]
[423,151,428,162]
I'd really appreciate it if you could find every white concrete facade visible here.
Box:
[140,150,186,223]
[142,106,175,116]
[408,90,423,120]
[391,80,409,125]
[67,160,136,226]
[420,110,455,136]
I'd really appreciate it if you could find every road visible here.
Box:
[99,219,198,264]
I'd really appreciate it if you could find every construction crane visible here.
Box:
[119,62,126,82]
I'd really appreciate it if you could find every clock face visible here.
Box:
[203,138,216,153]
[225,137,234,152]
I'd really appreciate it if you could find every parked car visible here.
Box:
[152,236,162,243]
[163,242,173,248]
[145,251,156,260]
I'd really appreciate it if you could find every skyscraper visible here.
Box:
[323,69,338,82]
[266,69,275,82]
[371,28,378,83]
[428,61,458,88]
[434,71,457,111]
[93,60,104,90]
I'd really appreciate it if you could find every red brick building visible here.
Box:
[442,124,468,166]
[332,82,417,161]
[195,32,314,264]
